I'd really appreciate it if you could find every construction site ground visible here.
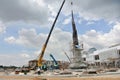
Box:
[0,75,120,80]
[1,72,120,80]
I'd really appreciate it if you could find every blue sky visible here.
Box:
[0,0,120,66]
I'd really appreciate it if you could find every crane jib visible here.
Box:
[38,0,66,67]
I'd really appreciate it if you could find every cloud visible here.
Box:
[80,23,120,50]
[0,0,119,27]
[4,28,46,48]
[0,0,49,24]
[4,27,72,60]
[0,54,31,66]
[4,36,16,44]
[0,21,6,34]
[46,0,120,23]
[48,17,55,22]
[48,5,57,17]
[3,23,120,65]
[75,0,120,22]
[45,27,72,59]
[86,21,95,25]
[45,28,72,60]
[44,0,62,15]
[63,17,71,25]
[20,53,30,58]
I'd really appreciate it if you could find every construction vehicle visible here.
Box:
[50,54,59,69]
[37,0,65,69]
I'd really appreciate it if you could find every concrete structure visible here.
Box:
[69,47,85,69]
[69,10,86,69]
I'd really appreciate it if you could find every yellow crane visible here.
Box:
[37,0,65,67]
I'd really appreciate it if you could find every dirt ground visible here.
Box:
[0,75,120,80]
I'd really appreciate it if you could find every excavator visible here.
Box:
[37,0,65,69]
[50,54,59,69]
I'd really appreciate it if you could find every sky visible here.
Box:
[0,0,120,66]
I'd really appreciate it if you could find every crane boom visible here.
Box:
[38,0,65,67]
[50,54,58,65]
[64,52,71,63]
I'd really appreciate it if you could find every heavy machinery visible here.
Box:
[37,0,65,68]
[50,54,59,69]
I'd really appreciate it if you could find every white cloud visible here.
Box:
[48,17,55,22]
[0,21,6,34]
[80,23,120,50]
[0,0,119,26]
[4,36,16,44]
[4,27,72,61]
[45,28,72,60]
[63,17,71,25]
[86,21,95,25]
[0,0,49,24]
[20,53,30,58]
[44,0,62,15]
[4,28,46,48]
[35,0,46,7]
[76,0,120,22]
[78,19,82,24]
[3,23,120,65]
[0,54,31,66]
[47,0,120,23]
[48,5,57,17]
[0,0,119,31]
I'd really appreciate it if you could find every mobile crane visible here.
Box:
[37,0,65,68]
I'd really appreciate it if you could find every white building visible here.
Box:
[82,44,120,68]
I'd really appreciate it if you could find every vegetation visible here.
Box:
[0,65,19,70]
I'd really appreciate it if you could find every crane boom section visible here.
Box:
[64,52,71,63]
[38,0,65,67]
[50,54,58,65]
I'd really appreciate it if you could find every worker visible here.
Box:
[37,67,41,75]
[23,67,28,75]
